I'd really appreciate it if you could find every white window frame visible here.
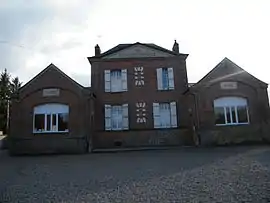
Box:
[104,104,129,131]
[156,67,174,90]
[104,69,128,93]
[214,97,250,126]
[33,103,69,133]
[153,102,177,129]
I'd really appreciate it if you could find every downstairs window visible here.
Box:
[33,103,69,133]
[213,97,249,126]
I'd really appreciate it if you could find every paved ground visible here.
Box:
[1,146,270,203]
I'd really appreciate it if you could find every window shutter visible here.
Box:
[156,68,163,90]
[170,102,177,127]
[153,103,160,128]
[168,67,175,90]
[104,70,111,92]
[121,69,128,91]
[122,104,129,130]
[105,105,111,130]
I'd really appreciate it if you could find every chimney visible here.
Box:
[172,40,179,53]
[95,44,101,56]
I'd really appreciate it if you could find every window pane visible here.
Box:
[237,106,248,123]
[58,113,69,131]
[214,107,225,124]
[111,106,122,130]
[162,68,169,89]
[34,114,45,132]
[52,114,57,131]
[111,70,122,92]
[231,107,237,123]
[159,103,171,127]
[226,107,231,124]
[46,114,51,131]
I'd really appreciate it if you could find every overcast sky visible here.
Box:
[0,0,270,88]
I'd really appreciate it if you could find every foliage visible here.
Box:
[0,69,22,134]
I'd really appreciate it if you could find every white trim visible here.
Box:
[214,97,250,126]
[216,123,249,126]
[33,104,69,134]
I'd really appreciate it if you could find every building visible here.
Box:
[8,41,269,154]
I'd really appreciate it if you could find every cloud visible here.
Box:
[0,0,97,86]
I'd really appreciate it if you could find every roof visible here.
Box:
[89,42,188,59]
[191,57,268,89]
[19,63,85,91]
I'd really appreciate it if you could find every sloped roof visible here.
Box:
[89,42,188,59]
[19,63,85,91]
[191,57,268,89]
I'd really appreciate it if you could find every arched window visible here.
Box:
[33,103,69,133]
[213,97,249,125]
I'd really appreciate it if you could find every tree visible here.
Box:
[10,77,22,95]
[0,69,11,134]
[0,69,22,134]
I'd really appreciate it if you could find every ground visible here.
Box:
[1,146,270,203]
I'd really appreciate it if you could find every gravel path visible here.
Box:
[0,146,270,202]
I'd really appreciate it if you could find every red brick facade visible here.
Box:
[8,42,270,154]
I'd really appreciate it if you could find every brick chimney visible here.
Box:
[95,44,101,56]
[172,40,179,53]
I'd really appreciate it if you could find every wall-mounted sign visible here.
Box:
[220,82,237,90]
[42,88,60,97]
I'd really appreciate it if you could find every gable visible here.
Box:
[19,64,84,95]
[193,58,268,89]
[103,44,175,59]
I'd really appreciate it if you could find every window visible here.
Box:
[153,102,177,128]
[156,67,174,90]
[105,104,129,130]
[33,104,69,133]
[104,69,127,92]
[214,97,249,126]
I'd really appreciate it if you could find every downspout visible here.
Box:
[189,91,200,145]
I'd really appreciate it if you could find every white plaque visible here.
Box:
[220,82,237,90]
[42,88,60,97]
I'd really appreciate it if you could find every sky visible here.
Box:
[0,0,270,88]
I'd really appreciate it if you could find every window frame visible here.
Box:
[213,97,249,126]
[110,69,122,93]
[104,104,129,131]
[153,102,177,129]
[33,104,69,134]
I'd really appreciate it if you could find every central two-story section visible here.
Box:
[88,41,193,148]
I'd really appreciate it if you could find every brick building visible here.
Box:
[8,41,269,154]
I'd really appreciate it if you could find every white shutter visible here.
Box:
[121,69,128,91]
[122,104,129,130]
[105,105,111,130]
[104,70,111,92]
[156,68,163,90]
[170,102,177,127]
[153,103,160,128]
[168,67,175,90]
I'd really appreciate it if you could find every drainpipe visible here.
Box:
[189,91,201,145]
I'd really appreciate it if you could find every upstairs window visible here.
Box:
[33,103,69,133]
[104,69,127,92]
[214,97,249,126]
[156,67,174,90]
